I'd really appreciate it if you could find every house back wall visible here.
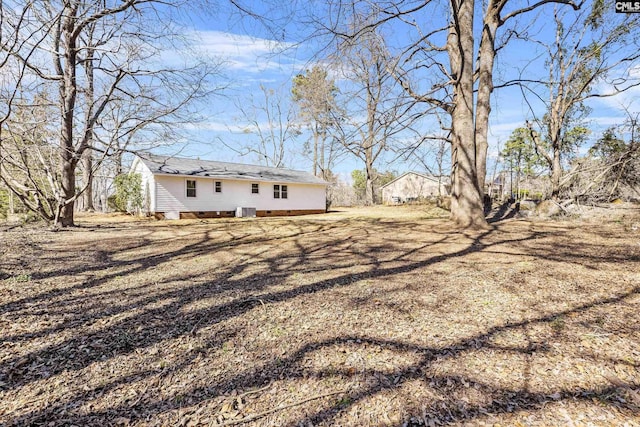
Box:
[154,175,326,213]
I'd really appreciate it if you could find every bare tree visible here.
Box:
[309,0,582,227]
[0,0,216,226]
[224,84,300,168]
[522,4,640,200]
[330,14,417,205]
[0,92,60,221]
[79,20,98,212]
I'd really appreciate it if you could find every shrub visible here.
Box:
[113,173,143,214]
[0,188,8,219]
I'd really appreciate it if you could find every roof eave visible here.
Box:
[150,171,328,186]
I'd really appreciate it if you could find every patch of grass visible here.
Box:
[336,396,353,408]
[515,260,535,273]
[271,326,286,337]
[221,341,234,353]
[12,273,31,283]
[550,316,566,332]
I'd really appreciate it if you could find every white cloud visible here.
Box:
[487,120,526,147]
[589,66,640,112]
[593,88,640,112]
[588,115,629,128]
[181,122,237,132]
[489,121,526,135]
[191,30,300,74]
[181,117,297,135]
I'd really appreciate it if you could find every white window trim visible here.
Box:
[214,181,222,194]
[186,179,197,198]
[273,184,288,199]
[251,183,260,194]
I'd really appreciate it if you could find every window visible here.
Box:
[186,180,196,197]
[251,183,259,194]
[215,181,222,193]
[274,184,288,199]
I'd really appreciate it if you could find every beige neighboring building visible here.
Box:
[381,172,450,204]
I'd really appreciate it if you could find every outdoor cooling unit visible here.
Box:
[236,207,256,218]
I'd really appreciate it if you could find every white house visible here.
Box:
[381,172,450,204]
[131,153,328,219]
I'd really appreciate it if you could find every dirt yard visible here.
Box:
[1,205,639,426]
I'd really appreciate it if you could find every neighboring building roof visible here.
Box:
[380,171,449,189]
[136,153,328,185]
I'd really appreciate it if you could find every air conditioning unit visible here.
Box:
[236,207,256,218]
[165,211,180,220]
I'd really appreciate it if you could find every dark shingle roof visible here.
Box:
[137,153,328,185]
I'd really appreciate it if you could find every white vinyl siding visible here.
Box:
[154,175,325,213]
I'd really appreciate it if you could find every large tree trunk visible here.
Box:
[82,150,95,211]
[365,156,375,205]
[59,156,76,227]
[56,3,79,227]
[81,29,96,212]
[448,0,488,229]
[475,1,499,195]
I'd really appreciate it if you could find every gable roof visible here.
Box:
[135,153,328,185]
[380,171,449,189]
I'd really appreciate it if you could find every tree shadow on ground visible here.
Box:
[2,216,638,425]
[487,201,519,223]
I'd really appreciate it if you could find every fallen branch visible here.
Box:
[235,383,273,401]
[212,388,349,426]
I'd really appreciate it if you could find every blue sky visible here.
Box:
[158,1,640,181]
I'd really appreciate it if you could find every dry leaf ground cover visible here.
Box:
[1,205,639,426]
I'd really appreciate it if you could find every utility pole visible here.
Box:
[509,157,514,202]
